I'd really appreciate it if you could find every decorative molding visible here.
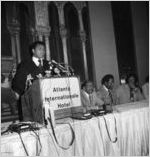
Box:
[80,31,86,42]
[59,24,67,38]
[35,25,51,37]
[72,1,86,11]
[34,1,49,27]
[55,1,66,10]
[7,23,20,35]
[1,57,16,74]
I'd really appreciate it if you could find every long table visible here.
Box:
[1,100,149,156]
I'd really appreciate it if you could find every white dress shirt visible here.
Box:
[83,90,90,102]
[32,56,44,66]
[103,85,108,92]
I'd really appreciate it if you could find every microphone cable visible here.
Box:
[30,127,42,156]
[18,132,29,156]
[47,109,75,150]
[44,124,60,156]
[102,113,118,143]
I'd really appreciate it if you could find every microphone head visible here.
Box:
[51,60,58,64]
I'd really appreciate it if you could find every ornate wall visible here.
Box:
[1,1,94,82]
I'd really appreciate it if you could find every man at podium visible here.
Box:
[12,41,49,99]
[12,41,50,120]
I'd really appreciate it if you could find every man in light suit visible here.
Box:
[116,74,144,104]
[142,76,149,100]
[81,80,104,112]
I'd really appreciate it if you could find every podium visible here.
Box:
[21,76,83,124]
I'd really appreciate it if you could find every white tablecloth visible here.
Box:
[1,100,149,156]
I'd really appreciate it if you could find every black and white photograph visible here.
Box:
[1,1,149,156]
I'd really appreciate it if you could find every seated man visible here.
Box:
[142,76,149,100]
[116,74,144,104]
[97,74,117,106]
[81,80,104,112]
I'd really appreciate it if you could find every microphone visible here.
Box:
[51,60,66,71]
[59,62,74,73]
[51,60,58,65]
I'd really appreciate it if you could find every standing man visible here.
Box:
[12,41,50,120]
[12,41,50,98]
[81,80,104,112]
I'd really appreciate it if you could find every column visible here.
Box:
[34,2,51,60]
[55,2,69,65]
[38,33,43,41]
[44,33,51,61]
[15,32,21,63]
[78,8,88,80]
[59,24,68,65]
[80,31,88,80]
[7,23,21,64]
[9,32,16,61]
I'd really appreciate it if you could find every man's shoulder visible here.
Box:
[116,84,129,92]
[97,86,106,93]
[81,90,86,96]
[142,82,149,89]
[18,58,32,65]
[17,59,33,69]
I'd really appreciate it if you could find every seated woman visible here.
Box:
[116,73,144,104]
[81,80,104,112]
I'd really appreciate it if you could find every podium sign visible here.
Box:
[21,76,83,124]
[41,77,81,110]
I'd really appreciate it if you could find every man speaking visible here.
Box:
[12,41,50,120]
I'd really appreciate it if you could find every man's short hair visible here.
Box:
[29,41,45,56]
[31,41,45,50]
[126,73,138,84]
[81,80,93,89]
[101,74,114,85]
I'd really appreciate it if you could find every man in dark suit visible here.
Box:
[12,41,50,98]
[12,41,50,120]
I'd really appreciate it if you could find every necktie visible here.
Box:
[38,59,44,74]
[130,88,134,102]
[108,89,113,105]
[89,94,93,106]
[38,59,42,67]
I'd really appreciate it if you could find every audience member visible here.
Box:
[142,76,149,100]
[116,73,144,104]
[1,74,18,115]
[97,74,117,105]
[81,80,104,112]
